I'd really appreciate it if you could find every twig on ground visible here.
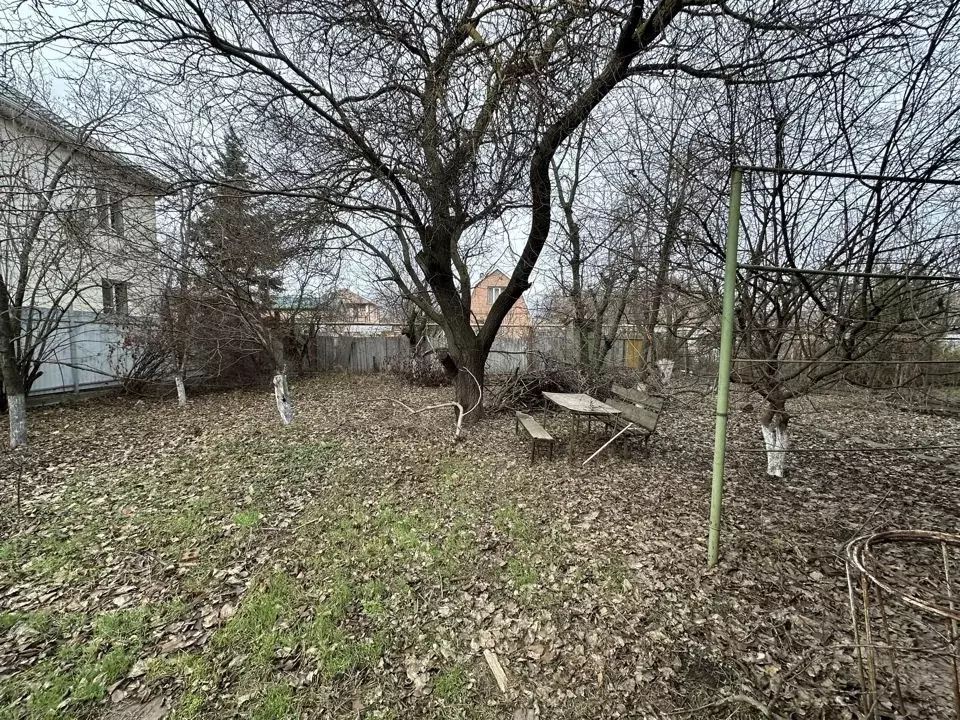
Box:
[583,423,634,465]
[380,366,482,440]
[662,693,775,718]
[381,397,467,438]
[483,649,509,693]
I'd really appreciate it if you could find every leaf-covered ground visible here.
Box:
[1,374,958,719]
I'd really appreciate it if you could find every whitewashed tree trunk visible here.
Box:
[174,373,187,407]
[760,410,790,478]
[8,393,26,449]
[657,359,675,387]
[273,372,294,425]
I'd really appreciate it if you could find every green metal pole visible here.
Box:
[707,167,742,568]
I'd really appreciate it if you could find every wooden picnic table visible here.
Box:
[542,391,621,460]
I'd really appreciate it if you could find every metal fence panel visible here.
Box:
[29,311,129,396]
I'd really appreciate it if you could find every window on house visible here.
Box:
[102,279,130,315]
[96,187,110,227]
[488,286,504,305]
[109,193,124,236]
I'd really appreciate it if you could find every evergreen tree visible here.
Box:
[195,128,281,312]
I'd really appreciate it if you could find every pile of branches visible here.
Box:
[386,346,450,387]
[489,353,642,411]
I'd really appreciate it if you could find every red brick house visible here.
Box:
[470,270,532,339]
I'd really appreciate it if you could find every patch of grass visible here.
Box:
[438,456,473,487]
[155,496,217,542]
[172,691,205,720]
[602,561,630,590]
[303,576,385,679]
[0,540,20,573]
[215,572,299,671]
[212,437,336,481]
[276,441,336,473]
[315,630,386,679]
[506,555,538,587]
[253,684,298,720]
[233,509,261,528]
[6,640,138,717]
[20,531,97,582]
[0,609,85,639]
[493,505,534,542]
[146,654,185,683]
[215,570,386,688]
[150,654,215,719]
[359,579,387,618]
[10,605,164,713]
[316,500,476,586]
[93,607,151,648]
[433,666,468,700]
[0,612,20,633]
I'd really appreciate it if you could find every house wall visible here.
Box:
[344,302,381,324]
[0,114,160,319]
[470,271,531,339]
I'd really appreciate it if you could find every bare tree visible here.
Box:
[7,0,900,421]
[0,74,160,447]
[695,7,960,476]
[548,123,641,375]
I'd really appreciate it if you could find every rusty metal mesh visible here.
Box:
[845,530,960,718]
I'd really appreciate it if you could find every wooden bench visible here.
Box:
[515,411,555,463]
[606,384,665,451]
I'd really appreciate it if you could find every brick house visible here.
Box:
[470,270,532,339]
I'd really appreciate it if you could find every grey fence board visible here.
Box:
[29,311,129,396]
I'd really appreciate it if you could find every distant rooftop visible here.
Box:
[273,293,326,310]
[273,289,378,311]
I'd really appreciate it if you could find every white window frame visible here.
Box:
[102,279,130,315]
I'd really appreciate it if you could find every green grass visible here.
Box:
[0,540,20,574]
[433,666,468,700]
[152,496,217,543]
[214,570,387,689]
[493,505,534,542]
[5,640,136,717]
[172,692,205,720]
[93,607,151,648]
[359,579,387,618]
[18,532,98,582]
[215,572,299,671]
[147,654,215,719]
[0,603,176,718]
[253,684,298,720]
[437,456,482,495]
[506,555,538,587]
[233,509,261,528]
[319,500,474,581]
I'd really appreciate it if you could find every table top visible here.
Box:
[542,392,621,415]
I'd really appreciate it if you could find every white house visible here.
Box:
[0,81,164,399]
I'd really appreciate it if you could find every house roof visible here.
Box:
[337,288,373,306]
[476,269,511,286]
[0,81,167,192]
[273,293,325,310]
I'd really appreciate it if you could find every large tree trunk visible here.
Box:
[273,371,294,424]
[452,349,485,423]
[438,336,486,423]
[759,400,791,478]
[174,372,188,407]
[0,356,26,449]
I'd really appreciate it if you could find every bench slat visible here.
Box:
[605,398,659,433]
[612,384,664,413]
[516,411,553,441]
